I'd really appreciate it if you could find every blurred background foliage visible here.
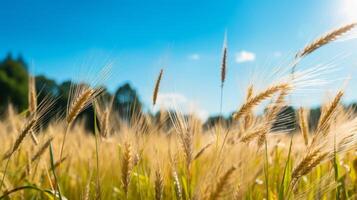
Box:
[2,53,357,133]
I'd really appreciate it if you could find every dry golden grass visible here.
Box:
[0,23,357,200]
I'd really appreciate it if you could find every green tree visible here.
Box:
[114,83,142,121]
[0,54,29,112]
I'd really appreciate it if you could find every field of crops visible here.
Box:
[0,23,357,199]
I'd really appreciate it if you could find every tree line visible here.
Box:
[1,54,357,132]
[0,54,143,131]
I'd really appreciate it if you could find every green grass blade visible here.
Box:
[279,135,293,200]
[0,185,54,199]
[93,109,102,200]
[49,143,63,200]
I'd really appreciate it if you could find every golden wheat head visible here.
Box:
[233,83,290,121]
[221,33,227,87]
[153,69,164,106]
[296,23,356,58]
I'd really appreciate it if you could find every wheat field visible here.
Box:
[0,24,357,200]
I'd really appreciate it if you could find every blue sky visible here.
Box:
[1,0,357,119]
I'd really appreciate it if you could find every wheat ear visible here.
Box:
[240,127,265,143]
[67,88,95,124]
[180,129,193,171]
[298,108,309,146]
[154,169,164,200]
[316,91,343,132]
[243,85,254,130]
[208,166,236,200]
[233,83,290,121]
[121,141,132,196]
[153,69,163,106]
[193,142,212,160]
[291,151,328,188]
[221,33,227,88]
[28,75,37,114]
[296,23,356,58]
[3,117,36,160]
[28,75,39,145]
[60,86,101,161]
[31,136,54,162]
[172,169,182,200]
[308,91,344,148]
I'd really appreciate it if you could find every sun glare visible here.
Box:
[340,0,357,22]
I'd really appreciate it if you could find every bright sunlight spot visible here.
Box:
[340,0,357,22]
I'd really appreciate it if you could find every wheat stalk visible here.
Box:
[28,131,39,145]
[193,142,212,160]
[180,129,193,171]
[153,69,163,106]
[219,33,228,114]
[291,150,329,189]
[28,75,39,145]
[121,141,133,196]
[221,33,227,88]
[298,108,309,146]
[291,148,329,189]
[67,88,95,124]
[233,83,290,121]
[31,136,54,162]
[172,169,182,200]
[94,97,114,139]
[26,151,32,177]
[60,85,102,161]
[3,117,37,160]
[54,156,68,169]
[100,110,110,138]
[316,91,343,132]
[28,75,37,114]
[208,166,236,200]
[296,23,356,58]
[154,169,164,200]
[292,149,320,180]
[240,127,265,143]
[243,85,254,130]
[257,129,269,148]
[266,88,290,121]
[298,152,328,177]
[309,91,344,148]
[83,171,93,200]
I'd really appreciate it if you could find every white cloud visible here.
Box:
[235,51,256,63]
[154,93,209,121]
[188,54,200,60]
[156,93,188,108]
[273,51,282,57]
